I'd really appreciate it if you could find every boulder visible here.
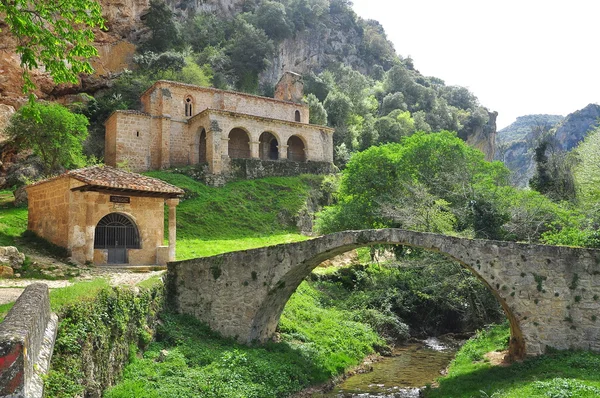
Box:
[13,185,27,207]
[0,265,14,277]
[5,157,45,188]
[0,246,25,269]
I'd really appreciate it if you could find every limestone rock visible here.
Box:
[0,246,25,269]
[0,104,15,143]
[5,157,45,188]
[0,265,14,277]
[13,186,28,207]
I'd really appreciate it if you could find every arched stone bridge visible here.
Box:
[165,229,600,359]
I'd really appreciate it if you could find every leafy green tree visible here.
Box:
[7,102,89,173]
[140,0,182,52]
[186,13,231,52]
[227,19,275,92]
[323,91,352,127]
[0,0,105,96]
[316,131,511,236]
[254,1,293,40]
[304,94,328,125]
[529,137,577,202]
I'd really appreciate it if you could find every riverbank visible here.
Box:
[425,323,600,397]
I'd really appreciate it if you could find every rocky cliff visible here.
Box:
[0,0,496,159]
[496,105,600,186]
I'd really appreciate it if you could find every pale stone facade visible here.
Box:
[26,166,183,265]
[104,73,334,174]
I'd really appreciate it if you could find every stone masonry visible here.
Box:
[0,284,58,398]
[167,229,600,360]
[104,73,334,177]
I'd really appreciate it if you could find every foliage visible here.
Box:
[316,131,511,239]
[312,253,504,337]
[6,102,89,173]
[227,18,275,92]
[139,0,182,53]
[0,0,104,97]
[45,283,163,397]
[304,93,328,125]
[529,136,577,202]
[425,323,600,398]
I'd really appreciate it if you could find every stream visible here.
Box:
[315,337,459,398]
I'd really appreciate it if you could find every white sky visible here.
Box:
[351,0,600,129]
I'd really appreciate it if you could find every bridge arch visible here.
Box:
[167,229,600,361]
[246,231,525,360]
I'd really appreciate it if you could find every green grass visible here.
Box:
[105,281,383,398]
[0,190,27,246]
[136,275,163,289]
[425,322,600,397]
[177,233,309,258]
[145,172,322,258]
[0,279,110,320]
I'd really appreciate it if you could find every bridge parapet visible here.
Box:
[166,229,600,359]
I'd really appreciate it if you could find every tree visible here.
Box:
[304,94,328,125]
[323,91,352,127]
[227,19,275,92]
[6,102,89,173]
[140,0,182,53]
[0,0,105,96]
[254,1,293,41]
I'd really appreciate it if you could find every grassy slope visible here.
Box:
[0,190,27,246]
[144,172,317,258]
[425,323,600,398]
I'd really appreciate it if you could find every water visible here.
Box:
[315,338,458,398]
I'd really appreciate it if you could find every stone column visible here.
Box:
[85,193,95,263]
[166,198,179,262]
[250,141,260,159]
[279,144,289,160]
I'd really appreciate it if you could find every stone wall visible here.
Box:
[26,176,73,248]
[0,284,58,398]
[167,229,600,360]
[229,159,336,180]
[141,81,309,123]
[104,111,152,171]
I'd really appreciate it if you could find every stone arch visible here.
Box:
[287,135,306,162]
[167,229,532,360]
[94,212,141,264]
[228,128,251,159]
[199,128,207,163]
[259,131,279,160]
[295,110,301,122]
[245,230,525,360]
[184,95,194,117]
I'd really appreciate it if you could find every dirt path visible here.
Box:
[0,268,165,305]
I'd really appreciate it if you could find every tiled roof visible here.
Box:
[29,166,184,196]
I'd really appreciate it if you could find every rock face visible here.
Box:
[496,106,600,186]
[0,246,25,270]
[465,110,497,161]
[553,103,600,151]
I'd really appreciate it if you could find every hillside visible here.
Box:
[496,105,600,186]
[0,0,497,164]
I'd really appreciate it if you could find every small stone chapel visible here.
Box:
[26,165,184,265]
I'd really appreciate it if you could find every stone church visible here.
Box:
[104,72,334,177]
